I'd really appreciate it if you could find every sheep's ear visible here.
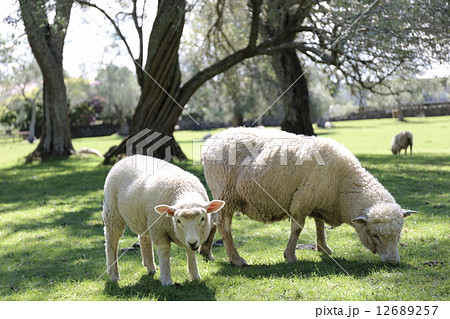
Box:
[352,215,368,225]
[154,205,176,216]
[402,209,418,218]
[205,200,225,213]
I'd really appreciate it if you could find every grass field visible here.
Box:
[0,116,448,301]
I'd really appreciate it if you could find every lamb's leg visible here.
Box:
[314,218,333,255]
[199,223,216,261]
[139,235,156,275]
[103,214,126,281]
[155,241,172,286]
[217,207,248,267]
[284,216,305,263]
[186,249,201,281]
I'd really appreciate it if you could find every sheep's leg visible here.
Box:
[139,235,156,275]
[199,223,216,261]
[217,207,248,267]
[410,144,413,155]
[284,216,305,263]
[103,215,126,281]
[155,241,172,286]
[186,249,201,281]
[314,218,333,255]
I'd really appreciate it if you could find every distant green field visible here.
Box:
[0,116,448,300]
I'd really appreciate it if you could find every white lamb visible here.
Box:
[391,131,413,155]
[201,127,416,266]
[103,155,225,285]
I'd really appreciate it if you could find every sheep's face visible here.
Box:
[155,200,225,251]
[391,143,401,154]
[352,203,417,265]
[172,209,211,251]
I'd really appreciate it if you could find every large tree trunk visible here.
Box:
[38,75,73,157]
[102,0,308,163]
[104,0,187,164]
[272,49,315,136]
[262,1,315,136]
[103,0,265,164]
[232,106,244,127]
[20,0,74,159]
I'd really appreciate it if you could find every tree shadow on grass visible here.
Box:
[104,275,216,301]
[1,204,104,241]
[0,243,106,298]
[209,240,420,278]
[213,256,414,280]
[0,157,109,215]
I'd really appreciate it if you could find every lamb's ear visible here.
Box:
[154,205,176,216]
[402,209,418,218]
[352,215,368,225]
[205,200,225,213]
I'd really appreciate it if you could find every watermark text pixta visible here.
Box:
[193,137,325,166]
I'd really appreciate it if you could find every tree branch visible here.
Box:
[257,41,336,64]
[74,0,141,82]
[205,0,237,55]
[131,0,144,87]
[248,0,262,49]
[19,0,72,75]
[53,0,75,55]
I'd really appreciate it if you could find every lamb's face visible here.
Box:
[154,200,225,251]
[172,209,210,251]
[353,203,416,265]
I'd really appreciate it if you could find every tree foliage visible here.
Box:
[286,0,449,94]
[0,57,43,140]
[365,77,450,109]
[182,0,449,130]
[95,63,140,134]
[182,2,280,125]
[70,0,449,162]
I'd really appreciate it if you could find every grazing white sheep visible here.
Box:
[391,131,413,155]
[103,155,225,285]
[201,127,416,266]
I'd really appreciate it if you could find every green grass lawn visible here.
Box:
[0,116,448,300]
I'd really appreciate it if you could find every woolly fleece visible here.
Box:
[103,155,222,285]
[201,127,408,265]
